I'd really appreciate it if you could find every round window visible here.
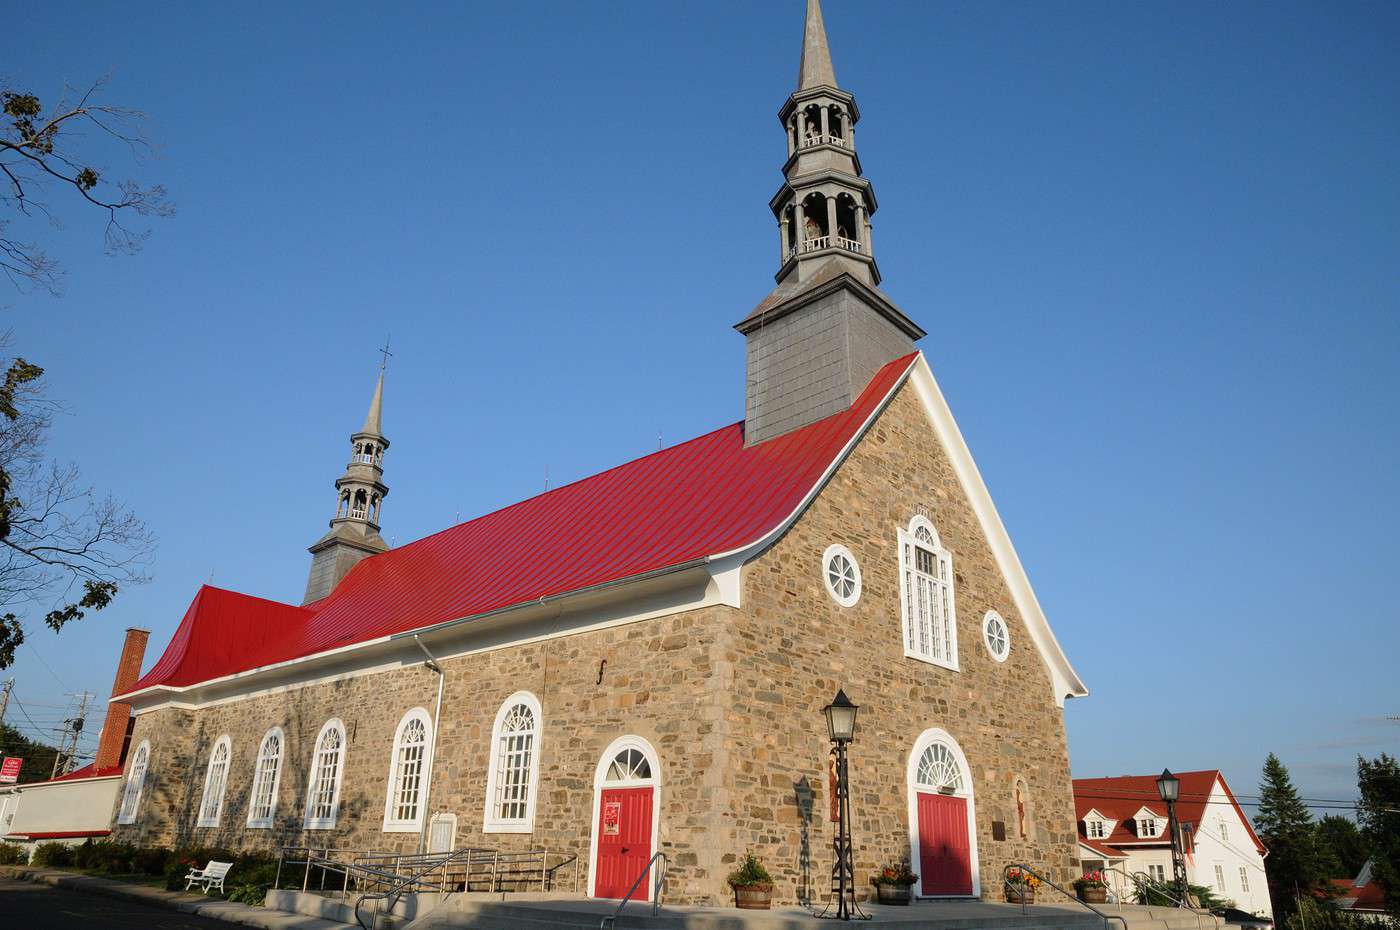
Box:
[983,610,1010,662]
[822,544,861,607]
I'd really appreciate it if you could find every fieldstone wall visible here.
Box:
[725,381,1080,903]
[111,377,1080,907]
[112,607,735,903]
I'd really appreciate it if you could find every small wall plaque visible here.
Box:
[992,820,1007,841]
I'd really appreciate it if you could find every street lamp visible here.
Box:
[819,689,868,921]
[1156,768,1188,906]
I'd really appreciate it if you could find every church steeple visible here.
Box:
[735,0,925,445]
[302,363,391,604]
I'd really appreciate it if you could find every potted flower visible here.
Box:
[1004,867,1041,904]
[872,862,918,905]
[1073,870,1108,904]
[727,852,775,910]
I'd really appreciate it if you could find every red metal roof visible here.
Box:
[1078,835,1128,859]
[5,829,112,840]
[1073,770,1267,856]
[125,353,921,695]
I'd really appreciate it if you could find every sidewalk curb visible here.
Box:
[1,865,356,929]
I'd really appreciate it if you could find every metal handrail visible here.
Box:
[355,846,481,930]
[1100,866,1207,929]
[1003,863,1128,930]
[600,851,669,930]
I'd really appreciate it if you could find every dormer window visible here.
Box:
[1087,819,1107,839]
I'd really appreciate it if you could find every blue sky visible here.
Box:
[5,1,1396,808]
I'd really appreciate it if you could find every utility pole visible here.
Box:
[50,691,92,778]
[0,678,12,728]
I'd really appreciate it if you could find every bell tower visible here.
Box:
[737,0,925,445]
[302,363,390,604]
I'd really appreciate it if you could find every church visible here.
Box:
[108,1,1088,906]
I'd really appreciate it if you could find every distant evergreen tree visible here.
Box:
[1254,753,1331,918]
[1356,753,1400,919]
[0,722,60,784]
[1315,814,1371,879]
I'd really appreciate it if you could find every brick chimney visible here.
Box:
[94,628,150,771]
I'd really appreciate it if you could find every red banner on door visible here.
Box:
[602,800,621,836]
[0,756,21,784]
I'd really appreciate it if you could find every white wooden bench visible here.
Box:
[184,860,234,894]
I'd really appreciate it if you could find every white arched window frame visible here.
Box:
[898,516,959,671]
[383,707,434,833]
[906,727,981,897]
[196,735,233,828]
[483,691,542,834]
[304,718,347,831]
[116,740,150,825]
[246,727,285,828]
[983,610,1010,663]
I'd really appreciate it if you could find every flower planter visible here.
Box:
[1077,887,1107,904]
[876,884,913,905]
[1005,888,1035,905]
[734,884,774,910]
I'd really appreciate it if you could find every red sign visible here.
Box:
[602,800,621,836]
[0,756,21,784]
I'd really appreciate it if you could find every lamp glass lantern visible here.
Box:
[1156,768,1180,803]
[824,689,859,743]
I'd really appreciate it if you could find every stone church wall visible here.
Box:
[724,381,1080,903]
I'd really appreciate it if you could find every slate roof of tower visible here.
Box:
[122,352,921,696]
[1073,770,1267,855]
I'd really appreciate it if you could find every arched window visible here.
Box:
[383,708,433,832]
[116,740,150,825]
[304,719,346,830]
[899,516,959,670]
[484,693,541,832]
[246,727,284,828]
[196,736,232,828]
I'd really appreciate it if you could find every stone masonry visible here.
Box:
[112,378,1078,906]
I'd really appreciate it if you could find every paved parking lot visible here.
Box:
[0,877,234,929]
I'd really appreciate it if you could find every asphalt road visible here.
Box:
[0,877,234,929]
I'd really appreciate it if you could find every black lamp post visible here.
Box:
[820,689,868,921]
[1156,768,1188,906]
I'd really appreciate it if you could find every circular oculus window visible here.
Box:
[983,610,1010,662]
[822,544,861,607]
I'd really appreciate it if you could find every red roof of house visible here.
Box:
[1073,770,1267,856]
[124,353,921,695]
[5,829,112,840]
[5,762,125,789]
[1078,835,1127,859]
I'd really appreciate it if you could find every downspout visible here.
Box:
[413,634,445,856]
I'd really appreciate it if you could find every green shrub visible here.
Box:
[132,846,172,876]
[1286,898,1392,930]
[726,852,774,889]
[30,842,74,868]
[226,883,267,906]
[0,843,27,865]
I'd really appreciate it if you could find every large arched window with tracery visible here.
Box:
[383,708,433,832]
[898,515,958,670]
[116,740,150,825]
[304,718,346,830]
[196,736,232,828]
[483,692,542,832]
[246,727,284,828]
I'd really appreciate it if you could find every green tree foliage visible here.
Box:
[0,721,60,784]
[1356,753,1400,918]
[1255,753,1333,918]
[1,80,172,294]
[1285,896,1391,930]
[1316,814,1372,880]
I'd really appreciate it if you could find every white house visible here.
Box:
[1074,770,1272,920]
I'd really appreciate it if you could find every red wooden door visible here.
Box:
[917,792,972,896]
[594,786,654,899]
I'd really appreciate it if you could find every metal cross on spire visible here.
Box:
[378,335,393,372]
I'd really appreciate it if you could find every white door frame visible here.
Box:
[906,727,981,898]
[586,734,662,899]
